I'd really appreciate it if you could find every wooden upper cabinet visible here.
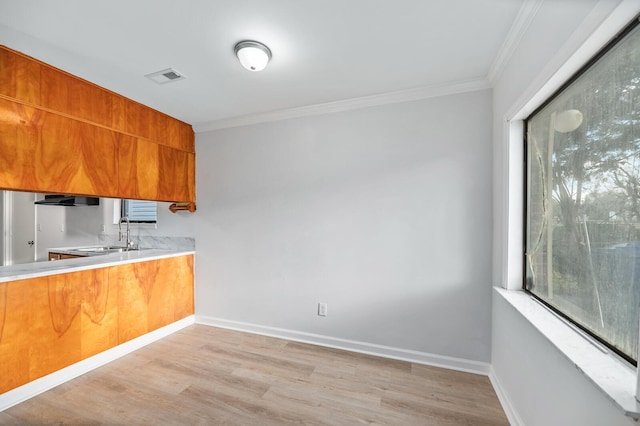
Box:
[117,136,194,202]
[0,98,118,196]
[39,111,119,196]
[0,100,39,191]
[0,47,41,104]
[40,66,116,131]
[117,135,160,200]
[0,45,195,202]
[158,145,195,202]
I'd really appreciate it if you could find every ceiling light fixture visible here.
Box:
[234,40,272,72]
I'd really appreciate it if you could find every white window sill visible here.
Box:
[495,287,640,419]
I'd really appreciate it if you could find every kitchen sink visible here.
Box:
[72,246,140,254]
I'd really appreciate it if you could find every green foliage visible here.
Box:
[526,24,640,361]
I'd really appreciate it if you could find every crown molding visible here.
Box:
[193,77,491,133]
[488,0,543,85]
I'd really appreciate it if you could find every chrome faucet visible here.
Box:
[118,216,134,250]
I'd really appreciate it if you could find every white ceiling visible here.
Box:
[0,0,526,130]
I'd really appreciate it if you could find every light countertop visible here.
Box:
[0,249,195,283]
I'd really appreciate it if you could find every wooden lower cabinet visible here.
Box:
[117,255,194,343]
[0,254,193,394]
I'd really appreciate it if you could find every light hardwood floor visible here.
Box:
[0,325,509,425]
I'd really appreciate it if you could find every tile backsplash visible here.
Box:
[98,234,195,251]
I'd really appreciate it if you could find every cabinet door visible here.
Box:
[158,145,193,202]
[0,280,29,393]
[0,47,40,104]
[38,108,118,195]
[117,255,194,343]
[118,136,194,202]
[0,98,118,196]
[114,96,194,153]
[117,135,160,200]
[0,268,117,393]
[40,65,115,129]
[0,100,39,190]
[80,267,118,359]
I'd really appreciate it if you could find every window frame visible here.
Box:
[120,199,158,224]
[523,15,640,366]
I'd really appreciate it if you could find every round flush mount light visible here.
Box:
[234,40,272,72]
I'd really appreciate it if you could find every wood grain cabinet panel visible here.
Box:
[117,137,194,202]
[80,268,118,359]
[0,100,40,191]
[169,255,195,320]
[0,45,195,202]
[29,272,83,381]
[40,66,115,129]
[117,255,194,343]
[158,145,193,202]
[0,97,118,196]
[0,280,30,394]
[38,111,118,196]
[116,262,153,343]
[162,114,193,152]
[0,46,194,153]
[149,255,195,329]
[117,135,160,200]
[119,100,195,153]
[0,255,193,394]
[0,269,116,393]
[0,47,40,104]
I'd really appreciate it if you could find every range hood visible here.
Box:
[34,195,100,206]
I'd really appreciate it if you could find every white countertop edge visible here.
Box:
[495,287,640,419]
[0,250,195,283]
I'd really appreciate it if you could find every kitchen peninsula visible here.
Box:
[0,248,194,395]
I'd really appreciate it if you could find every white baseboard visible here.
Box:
[195,315,490,376]
[489,365,523,426]
[0,315,195,412]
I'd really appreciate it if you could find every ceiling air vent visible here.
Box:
[145,68,186,84]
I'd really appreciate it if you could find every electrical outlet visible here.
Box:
[59,224,65,232]
[101,224,106,232]
[318,302,328,317]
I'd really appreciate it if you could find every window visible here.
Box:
[121,199,157,223]
[525,17,640,364]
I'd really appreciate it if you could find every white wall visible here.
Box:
[492,291,635,426]
[491,0,638,424]
[36,202,101,260]
[194,90,493,363]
